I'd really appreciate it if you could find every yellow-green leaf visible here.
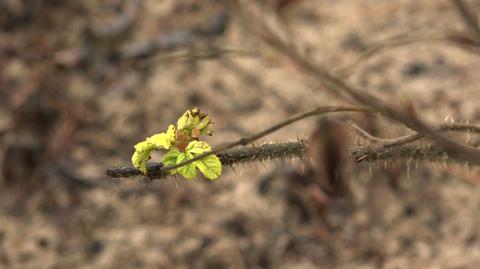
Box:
[185,140,211,155]
[166,124,176,141]
[177,108,201,132]
[199,123,214,136]
[177,112,188,130]
[195,115,214,136]
[195,154,222,180]
[131,141,154,174]
[162,149,181,175]
[134,140,152,153]
[176,152,197,179]
[147,125,176,150]
[177,110,194,131]
[130,107,220,179]
[196,115,210,130]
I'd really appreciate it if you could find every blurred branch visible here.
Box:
[338,32,480,77]
[336,34,449,77]
[337,33,449,77]
[219,58,299,113]
[339,1,480,76]
[137,46,262,67]
[347,121,391,143]
[350,121,480,148]
[121,10,230,60]
[452,0,480,43]
[227,0,480,166]
[351,144,458,164]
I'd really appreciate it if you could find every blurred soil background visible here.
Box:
[1,0,480,268]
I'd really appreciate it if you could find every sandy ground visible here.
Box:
[1,0,480,268]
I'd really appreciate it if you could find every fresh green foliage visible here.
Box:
[175,152,197,179]
[194,154,222,180]
[131,108,222,180]
[147,124,176,150]
[131,141,154,174]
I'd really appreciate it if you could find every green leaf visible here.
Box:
[199,123,214,136]
[166,124,176,141]
[162,149,181,175]
[147,125,176,150]
[178,107,210,134]
[177,109,199,131]
[131,141,154,174]
[196,115,210,130]
[130,107,219,178]
[195,154,222,180]
[176,152,197,179]
[177,111,189,130]
[134,140,152,153]
[190,116,200,130]
[194,115,214,136]
[185,140,211,155]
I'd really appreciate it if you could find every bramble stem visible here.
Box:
[156,105,373,175]
[106,122,480,180]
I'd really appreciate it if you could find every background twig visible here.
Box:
[232,0,480,166]
[452,0,480,43]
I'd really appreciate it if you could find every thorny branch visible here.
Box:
[107,122,480,179]
[156,105,373,175]
[107,141,307,179]
[107,142,474,179]
[106,105,371,180]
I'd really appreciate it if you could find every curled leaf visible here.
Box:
[147,124,176,150]
[177,108,200,131]
[199,123,214,136]
[196,115,214,136]
[196,115,210,130]
[131,141,154,174]
[177,107,214,137]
